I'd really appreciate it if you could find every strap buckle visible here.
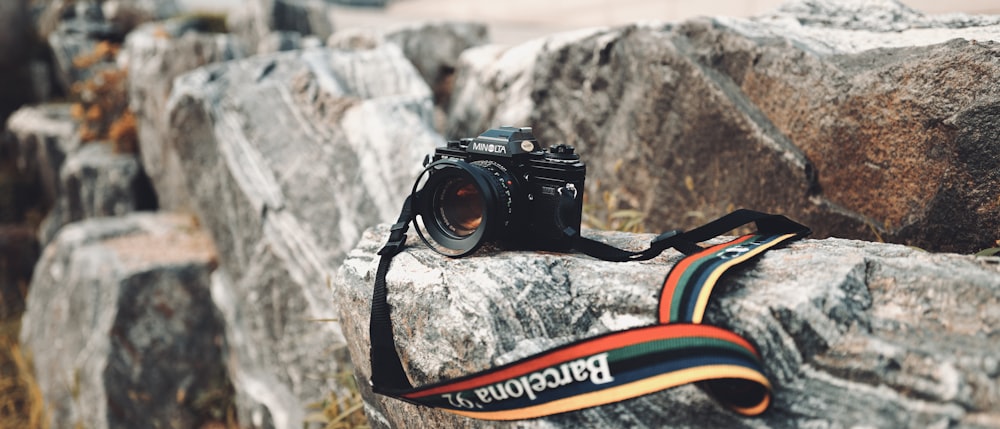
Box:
[377,221,410,256]
[651,229,683,246]
[651,229,704,256]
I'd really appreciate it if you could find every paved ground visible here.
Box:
[180,0,1000,44]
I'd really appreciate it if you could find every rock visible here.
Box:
[4,104,79,210]
[20,213,233,429]
[122,18,246,211]
[328,22,489,130]
[258,31,303,53]
[35,0,182,39]
[381,22,488,106]
[263,0,336,39]
[445,0,1000,253]
[38,142,157,245]
[703,3,1000,254]
[248,30,325,54]
[100,0,183,33]
[42,1,120,94]
[165,44,440,428]
[0,106,66,304]
[338,223,1000,428]
[39,0,182,94]
[228,0,338,54]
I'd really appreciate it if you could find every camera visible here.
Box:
[411,126,586,257]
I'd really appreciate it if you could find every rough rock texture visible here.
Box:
[165,44,441,428]
[4,104,79,210]
[122,18,246,211]
[339,224,1000,428]
[446,0,1000,253]
[20,213,232,429]
[38,142,157,244]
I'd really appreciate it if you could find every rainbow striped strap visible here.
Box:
[371,210,809,420]
[393,323,771,420]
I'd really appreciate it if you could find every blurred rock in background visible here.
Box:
[121,15,247,211]
[20,213,231,429]
[446,1,1000,254]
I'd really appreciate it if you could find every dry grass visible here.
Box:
[0,318,47,429]
[583,180,646,233]
[310,371,370,429]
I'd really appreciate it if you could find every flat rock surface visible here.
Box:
[339,224,1000,428]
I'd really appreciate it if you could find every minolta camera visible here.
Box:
[411,126,586,257]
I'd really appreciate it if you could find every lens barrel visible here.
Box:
[414,159,514,257]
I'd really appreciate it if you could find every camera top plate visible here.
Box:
[466,126,540,157]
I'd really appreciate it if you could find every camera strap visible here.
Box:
[370,202,809,420]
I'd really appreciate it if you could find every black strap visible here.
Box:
[571,209,808,261]
[370,195,416,392]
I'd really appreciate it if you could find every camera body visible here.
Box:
[415,126,586,256]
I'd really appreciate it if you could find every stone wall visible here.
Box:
[3,0,999,428]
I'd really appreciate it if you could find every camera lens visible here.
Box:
[435,177,483,237]
[413,159,515,257]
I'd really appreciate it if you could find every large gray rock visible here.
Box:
[122,17,246,211]
[165,44,440,428]
[338,224,1000,428]
[38,142,157,244]
[20,213,232,429]
[445,0,1000,253]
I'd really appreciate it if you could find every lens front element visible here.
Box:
[436,177,483,237]
[413,159,515,257]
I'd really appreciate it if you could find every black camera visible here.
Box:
[410,126,586,257]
